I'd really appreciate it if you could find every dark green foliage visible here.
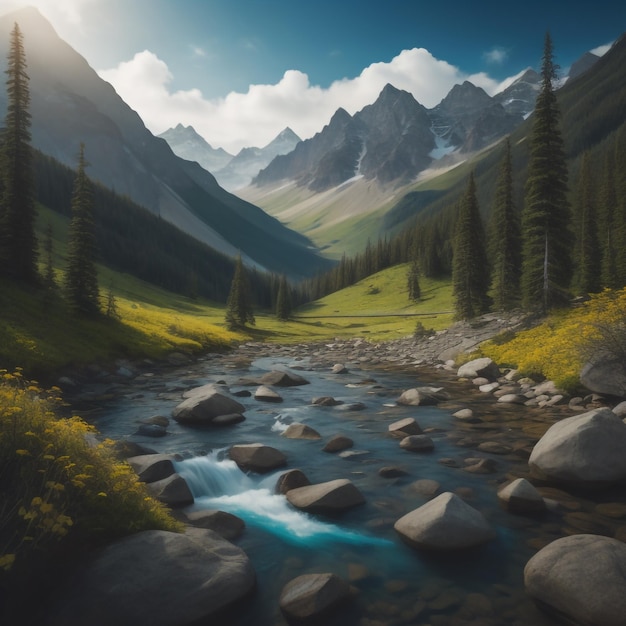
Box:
[275,275,292,321]
[104,282,121,320]
[0,22,38,283]
[64,144,100,316]
[452,173,490,319]
[489,138,521,310]
[573,152,601,294]
[521,33,573,311]
[42,222,55,289]
[225,256,255,329]
[599,148,619,288]
[407,259,421,301]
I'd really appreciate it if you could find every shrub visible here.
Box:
[0,370,181,607]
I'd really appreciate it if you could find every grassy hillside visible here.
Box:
[0,258,453,379]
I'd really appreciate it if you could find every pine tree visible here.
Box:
[0,22,38,283]
[65,144,100,315]
[573,152,601,294]
[43,222,55,289]
[105,282,121,320]
[452,172,490,319]
[488,137,521,310]
[407,259,421,301]
[275,275,292,321]
[225,255,255,329]
[521,32,573,311]
[599,148,619,288]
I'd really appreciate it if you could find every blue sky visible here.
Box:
[2,0,625,152]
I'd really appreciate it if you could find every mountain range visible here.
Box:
[0,7,327,278]
[159,125,301,192]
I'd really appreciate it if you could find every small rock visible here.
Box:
[379,466,409,478]
[254,385,283,403]
[229,443,287,473]
[279,573,351,622]
[183,509,245,540]
[331,363,349,374]
[275,469,311,494]
[282,423,321,440]
[497,478,545,515]
[399,435,435,453]
[323,435,354,453]
[312,396,343,406]
[388,417,422,436]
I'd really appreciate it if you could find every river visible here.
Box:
[76,344,599,626]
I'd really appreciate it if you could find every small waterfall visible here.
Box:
[175,453,392,548]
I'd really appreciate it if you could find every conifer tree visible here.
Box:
[599,148,619,288]
[105,282,121,320]
[573,152,601,294]
[225,255,255,329]
[275,274,292,321]
[65,144,100,315]
[407,259,421,301]
[43,222,55,289]
[488,137,521,310]
[521,32,573,311]
[452,172,490,319]
[0,23,38,283]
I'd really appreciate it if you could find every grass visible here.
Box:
[0,259,454,379]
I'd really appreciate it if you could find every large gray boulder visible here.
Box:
[580,358,626,398]
[457,357,500,381]
[172,385,245,425]
[127,453,178,484]
[524,534,626,626]
[394,492,495,550]
[146,473,194,508]
[229,443,287,473]
[50,528,256,626]
[397,387,449,406]
[286,479,365,515]
[279,573,351,623]
[528,408,626,487]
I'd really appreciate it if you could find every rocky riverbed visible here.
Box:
[52,314,626,626]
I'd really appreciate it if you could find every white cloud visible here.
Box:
[483,46,508,65]
[98,46,516,154]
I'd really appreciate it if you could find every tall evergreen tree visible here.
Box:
[43,222,55,289]
[275,274,292,321]
[521,32,573,311]
[452,172,490,319]
[599,148,619,288]
[225,255,255,329]
[0,23,38,283]
[407,258,421,301]
[573,152,601,294]
[65,144,100,315]
[488,137,521,310]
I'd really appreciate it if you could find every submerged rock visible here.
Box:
[279,573,351,623]
[394,492,495,550]
[399,435,435,453]
[323,435,354,453]
[524,534,626,626]
[49,529,255,626]
[397,387,449,406]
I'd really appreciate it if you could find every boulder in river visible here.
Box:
[182,509,246,540]
[229,443,287,473]
[260,370,310,387]
[50,528,255,626]
[497,478,545,515]
[397,387,449,406]
[146,473,194,508]
[524,534,626,626]
[279,573,351,623]
[580,358,626,398]
[127,453,179,483]
[275,469,311,494]
[286,478,365,514]
[394,492,495,550]
[388,417,422,436]
[323,435,354,453]
[457,357,500,381]
[528,407,626,487]
[282,423,321,440]
[399,435,435,453]
[172,385,245,426]
[254,385,283,403]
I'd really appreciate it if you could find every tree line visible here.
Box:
[298,33,626,319]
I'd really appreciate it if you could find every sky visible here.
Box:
[1,0,625,153]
